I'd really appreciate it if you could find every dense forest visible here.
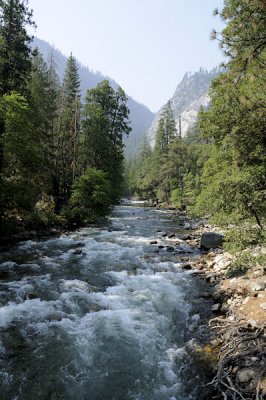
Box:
[0,0,265,245]
[126,0,266,241]
[0,0,131,240]
[0,1,265,399]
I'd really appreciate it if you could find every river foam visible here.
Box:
[0,204,209,400]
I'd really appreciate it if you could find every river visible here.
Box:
[0,202,213,400]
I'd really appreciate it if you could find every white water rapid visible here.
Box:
[0,203,213,400]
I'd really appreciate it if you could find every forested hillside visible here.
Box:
[33,38,155,158]
[127,0,266,233]
[0,1,132,240]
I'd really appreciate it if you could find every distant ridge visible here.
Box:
[32,38,155,158]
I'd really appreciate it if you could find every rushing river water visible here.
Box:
[0,203,213,400]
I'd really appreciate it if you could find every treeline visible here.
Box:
[127,0,266,230]
[0,0,131,236]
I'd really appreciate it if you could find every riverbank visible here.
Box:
[0,214,108,249]
[177,223,266,399]
[146,205,265,398]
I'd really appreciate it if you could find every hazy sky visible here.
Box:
[27,0,225,112]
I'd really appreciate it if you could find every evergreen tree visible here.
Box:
[82,80,131,201]
[0,93,40,218]
[154,102,177,154]
[154,118,167,154]
[28,50,59,195]
[0,0,34,96]
[55,53,81,209]
[0,0,35,232]
[163,101,177,145]
[198,0,266,227]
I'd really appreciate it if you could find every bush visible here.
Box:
[194,145,266,229]
[226,251,266,278]
[224,226,266,253]
[64,168,111,224]
[170,188,182,208]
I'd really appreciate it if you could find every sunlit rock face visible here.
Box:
[147,68,220,147]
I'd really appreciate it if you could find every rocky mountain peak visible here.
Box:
[147,68,220,147]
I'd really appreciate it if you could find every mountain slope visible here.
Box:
[146,68,219,147]
[32,38,154,158]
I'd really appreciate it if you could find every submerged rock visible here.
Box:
[166,246,175,252]
[24,292,38,300]
[211,304,220,312]
[73,249,83,255]
[48,314,64,322]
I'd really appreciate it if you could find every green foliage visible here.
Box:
[0,1,35,234]
[54,53,81,207]
[126,0,266,254]
[65,168,111,223]
[197,0,266,228]
[154,102,177,155]
[82,80,131,202]
[224,226,266,253]
[26,210,62,229]
[170,188,182,208]
[126,124,212,209]
[226,251,266,278]
[0,92,40,214]
[28,50,60,192]
[0,4,131,236]
[0,0,35,96]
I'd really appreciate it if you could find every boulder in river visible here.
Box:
[180,234,191,241]
[24,292,38,300]
[183,263,192,270]
[183,222,191,230]
[166,246,175,252]
[211,303,220,312]
[167,232,175,238]
[200,232,224,249]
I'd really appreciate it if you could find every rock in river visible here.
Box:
[200,232,224,249]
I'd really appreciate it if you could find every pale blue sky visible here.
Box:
[28,0,225,112]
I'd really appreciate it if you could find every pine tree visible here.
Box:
[82,80,131,201]
[0,0,35,232]
[154,118,167,154]
[163,101,177,145]
[28,50,59,195]
[0,0,34,96]
[55,53,81,208]
[198,0,266,227]
[154,102,177,154]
